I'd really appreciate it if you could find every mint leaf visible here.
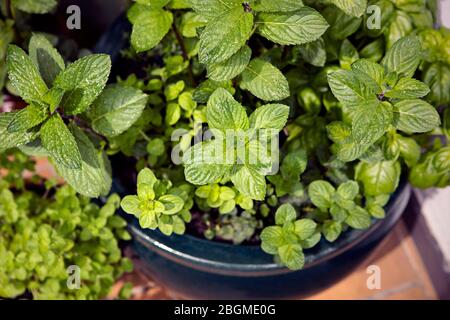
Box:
[7,45,48,103]
[54,124,112,198]
[280,150,307,180]
[385,78,430,99]
[184,163,231,184]
[422,62,450,105]
[231,165,266,200]
[323,221,342,242]
[254,0,304,12]
[278,244,304,270]
[29,34,65,87]
[87,84,148,138]
[0,112,38,152]
[159,194,184,215]
[206,88,249,131]
[355,160,401,196]
[40,114,82,169]
[275,203,297,225]
[351,59,385,85]
[129,6,173,53]
[7,102,48,132]
[198,6,253,65]
[260,226,284,254]
[256,7,328,45]
[240,58,290,101]
[207,45,252,81]
[327,69,377,108]
[249,103,289,131]
[352,101,393,145]
[294,219,316,240]
[330,0,367,17]
[296,38,326,67]
[393,99,440,133]
[12,0,57,14]
[188,0,241,20]
[381,35,421,78]
[345,206,371,229]
[308,180,335,211]
[54,54,111,115]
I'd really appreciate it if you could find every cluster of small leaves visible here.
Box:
[5,0,59,15]
[195,183,253,214]
[260,203,320,270]
[0,34,147,198]
[0,179,132,299]
[121,168,193,235]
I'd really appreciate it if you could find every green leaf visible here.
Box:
[121,195,141,216]
[249,103,290,131]
[7,102,48,132]
[278,244,304,270]
[294,219,316,240]
[240,58,290,101]
[327,69,377,108]
[327,121,351,143]
[345,206,371,229]
[7,45,48,103]
[206,88,249,131]
[352,101,393,145]
[256,7,328,45]
[398,135,420,167]
[180,12,207,38]
[308,180,335,210]
[159,195,184,215]
[29,34,65,87]
[231,165,266,200]
[184,163,231,185]
[337,180,359,200]
[0,112,38,152]
[381,35,421,78]
[40,114,82,170]
[188,0,241,20]
[129,6,173,53]
[385,78,430,99]
[260,225,284,254]
[275,203,297,225]
[322,6,362,40]
[198,6,253,65]
[355,160,401,196]
[300,231,321,249]
[87,84,147,137]
[207,46,252,81]
[54,54,111,115]
[393,99,440,133]
[339,39,359,70]
[53,125,112,198]
[280,150,307,180]
[330,0,367,17]
[296,38,326,67]
[165,103,181,126]
[386,11,412,49]
[12,0,57,14]
[139,211,157,229]
[322,221,342,242]
[137,168,158,187]
[193,79,234,103]
[253,0,304,12]
[422,63,450,105]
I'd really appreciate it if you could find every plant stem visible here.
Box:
[172,21,196,86]
[5,0,12,19]
[140,130,151,142]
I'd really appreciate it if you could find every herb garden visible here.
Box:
[0,0,449,299]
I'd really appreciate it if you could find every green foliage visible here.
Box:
[260,203,320,270]
[0,154,132,299]
[182,88,289,200]
[121,168,192,235]
[1,35,147,198]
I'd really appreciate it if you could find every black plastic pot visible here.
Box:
[97,14,412,299]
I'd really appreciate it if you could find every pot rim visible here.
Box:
[125,179,411,277]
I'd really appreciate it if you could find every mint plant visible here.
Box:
[260,203,320,270]
[120,168,192,235]
[0,34,147,197]
[182,88,289,200]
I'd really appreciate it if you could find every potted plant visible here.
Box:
[1,0,448,299]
